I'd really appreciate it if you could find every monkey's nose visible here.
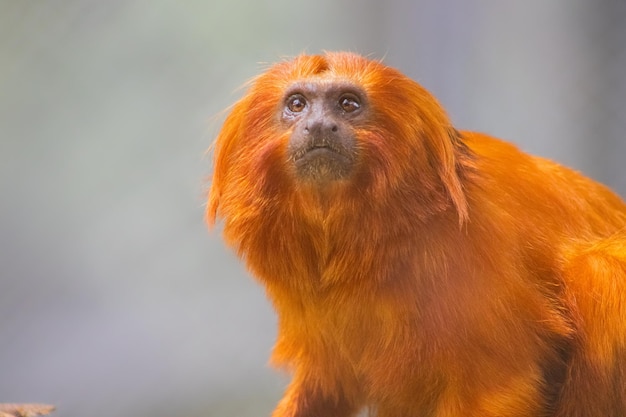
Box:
[305,119,338,136]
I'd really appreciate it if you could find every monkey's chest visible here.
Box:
[315,307,443,411]
[314,295,428,366]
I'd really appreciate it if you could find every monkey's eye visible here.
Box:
[339,94,361,113]
[286,95,307,113]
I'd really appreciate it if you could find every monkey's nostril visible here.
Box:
[305,121,337,135]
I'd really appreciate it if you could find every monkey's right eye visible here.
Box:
[286,95,307,113]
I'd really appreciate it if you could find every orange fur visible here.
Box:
[207,52,626,416]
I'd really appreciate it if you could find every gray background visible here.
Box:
[1,1,624,416]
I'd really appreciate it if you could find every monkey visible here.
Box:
[207,52,626,416]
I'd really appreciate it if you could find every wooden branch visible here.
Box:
[0,404,55,417]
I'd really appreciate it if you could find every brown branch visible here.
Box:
[0,404,55,417]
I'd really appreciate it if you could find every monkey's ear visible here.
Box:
[428,129,473,225]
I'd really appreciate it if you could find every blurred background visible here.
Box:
[1,1,624,416]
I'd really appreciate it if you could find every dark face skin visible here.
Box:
[281,81,367,183]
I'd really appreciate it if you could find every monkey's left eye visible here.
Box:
[339,95,361,113]
[287,95,307,113]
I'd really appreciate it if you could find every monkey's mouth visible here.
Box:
[293,142,348,160]
[290,139,354,181]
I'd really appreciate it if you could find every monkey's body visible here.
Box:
[208,53,626,416]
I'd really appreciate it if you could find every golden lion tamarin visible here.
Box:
[207,52,626,416]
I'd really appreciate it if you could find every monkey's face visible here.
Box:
[208,53,469,225]
[280,81,367,183]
